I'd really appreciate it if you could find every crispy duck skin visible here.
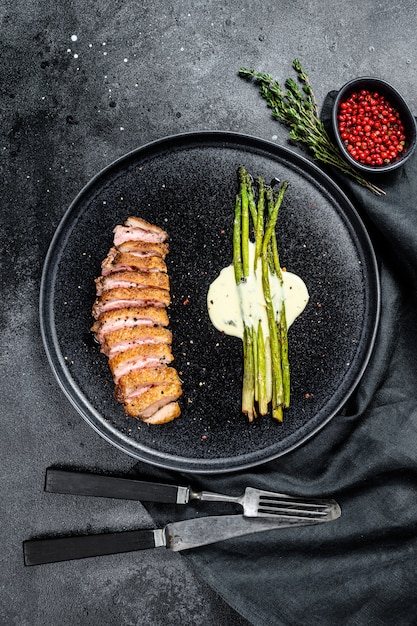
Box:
[123,381,183,418]
[109,344,174,383]
[141,401,181,424]
[116,240,169,258]
[101,326,173,358]
[91,306,170,343]
[95,270,170,295]
[115,365,180,401]
[92,287,171,318]
[101,252,168,276]
[113,217,168,246]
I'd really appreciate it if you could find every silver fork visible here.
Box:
[45,469,341,520]
[190,487,341,520]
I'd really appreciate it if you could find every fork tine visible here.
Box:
[259,495,332,510]
[258,501,340,520]
[256,490,340,520]
[257,505,330,518]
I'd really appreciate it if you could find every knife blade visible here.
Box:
[23,510,339,567]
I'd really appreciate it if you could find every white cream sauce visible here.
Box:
[207,242,309,339]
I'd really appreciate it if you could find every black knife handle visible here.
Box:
[45,469,184,503]
[23,528,159,566]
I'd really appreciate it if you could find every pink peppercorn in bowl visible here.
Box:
[332,77,416,173]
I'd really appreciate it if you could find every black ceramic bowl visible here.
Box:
[332,77,416,173]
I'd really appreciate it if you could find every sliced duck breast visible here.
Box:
[101,325,173,357]
[93,216,182,424]
[141,401,181,424]
[92,287,171,318]
[109,344,174,383]
[95,271,170,295]
[115,365,180,401]
[123,381,183,418]
[101,252,167,276]
[91,306,169,343]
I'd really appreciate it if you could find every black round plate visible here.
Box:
[40,131,380,473]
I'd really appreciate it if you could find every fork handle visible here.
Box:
[196,491,241,505]
[45,469,189,504]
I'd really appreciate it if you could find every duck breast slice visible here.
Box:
[91,306,170,343]
[116,241,169,258]
[113,217,168,246]
[101,252,168,276]
[92,287,171,318]
[123,381,183,418]
[124,216,168,234]
[102,325,173,358]
[109,344,174,383]
[115,365,180,401]
[141,401,181,424]
[95,271,170,295]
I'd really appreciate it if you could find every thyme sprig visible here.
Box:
[239,60,385,196]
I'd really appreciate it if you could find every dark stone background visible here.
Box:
[2,1,416,624]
